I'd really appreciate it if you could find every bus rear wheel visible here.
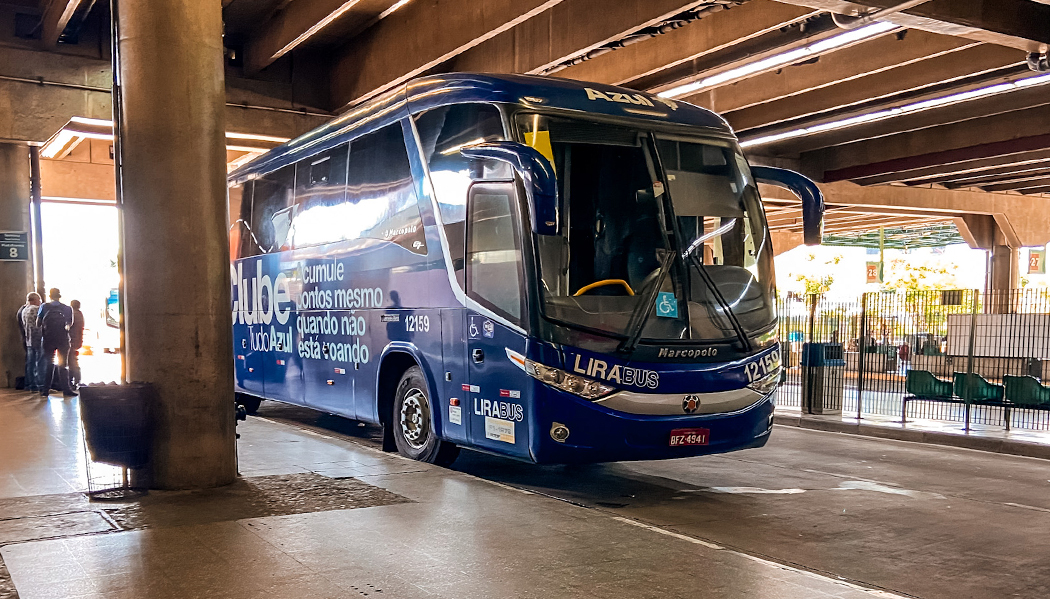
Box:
[235,393,262,415]
[392,366,459,466]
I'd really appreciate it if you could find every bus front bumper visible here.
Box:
[529,388,775,464]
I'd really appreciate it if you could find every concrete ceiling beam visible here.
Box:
[328,0,567,109]
[756,80,1050,156]
[939,164,1050,188]
[846,148,1050,186]
[762,179,1050,247]
[813,110,1050,179]
[980,177,1050,193]
[688,29,974,115]
[437,0,735,79]
[771,0,1050,51]
[241,0,397,75]
[727,43,1020,133]
[550,0,815,87]
[40,0,89,47]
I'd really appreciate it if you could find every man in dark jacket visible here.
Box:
[37,288,73,397]
[68,299,85,391]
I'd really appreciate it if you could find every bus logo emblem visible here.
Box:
[682,395,700,414]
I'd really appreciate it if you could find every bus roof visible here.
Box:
[229,72,734,183]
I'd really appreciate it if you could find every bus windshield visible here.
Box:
[517,113,775,347]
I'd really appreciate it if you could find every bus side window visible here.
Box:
[466,184,524,324]
[345,123,428,254]
[414,103,506,287]
[290,143,350,248]
[228,181,256,259]
[251,165,296,253]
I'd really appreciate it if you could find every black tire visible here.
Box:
[391,366,459,466]
[235,393,262,415]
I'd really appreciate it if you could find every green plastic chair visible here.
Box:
[1003,375,1050,406]
[952,372,1004,402]
[905,370,954,399]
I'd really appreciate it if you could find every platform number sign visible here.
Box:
[0,231,28,262]
[865,261,883,284]
[1029,249,1046,275]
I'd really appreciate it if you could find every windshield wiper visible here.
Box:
[616,249,676,355]
[686,251,752,352]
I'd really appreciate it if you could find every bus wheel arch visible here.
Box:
[377,352,459,466]
[377,352,417,452]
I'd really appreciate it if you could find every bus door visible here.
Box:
[464,182,530,458]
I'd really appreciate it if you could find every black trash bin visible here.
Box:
[79,382,154,496]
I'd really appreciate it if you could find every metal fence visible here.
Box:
[775,289,1050,431]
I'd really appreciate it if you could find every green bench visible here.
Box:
[1003,375,1050,407]
[904,370,1050,430]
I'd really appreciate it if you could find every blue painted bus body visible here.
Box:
[228,73,778,464]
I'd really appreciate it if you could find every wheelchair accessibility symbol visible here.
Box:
[655,292,678,318]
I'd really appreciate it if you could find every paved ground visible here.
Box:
[2,391,1049,598]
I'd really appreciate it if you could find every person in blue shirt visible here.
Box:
[37,288,74,397]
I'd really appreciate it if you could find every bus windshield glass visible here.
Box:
[517,113,775,346]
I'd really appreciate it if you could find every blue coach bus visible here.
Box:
[227,73,823,465]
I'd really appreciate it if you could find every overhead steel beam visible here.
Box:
[687,29,974,115]
[815,110,1050,180]
[40,0,89,47]
[727,43,1019,133]
[771,0,1050,50]
[242,0,398,75]
[551,0,815,87]
[329,0,565,109]
[435,0,722,78]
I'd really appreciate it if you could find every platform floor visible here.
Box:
[1,389,1049,598]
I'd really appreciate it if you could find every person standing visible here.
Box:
[68,299,85,391]
[21,293,44,393]
[37,288,73,397]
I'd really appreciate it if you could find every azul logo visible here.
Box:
[473,398,524,422]
[231,260,291,326]
[658,347,718,359]
[572,354,659,390]
[585,88,678,111]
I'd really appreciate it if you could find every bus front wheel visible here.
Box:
[392,366,459,466]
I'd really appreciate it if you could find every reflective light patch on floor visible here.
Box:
[834,480,947,500]
[699,486,808,494]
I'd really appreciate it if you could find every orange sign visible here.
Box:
[1029,249,1046,274]
[865,261,882,284]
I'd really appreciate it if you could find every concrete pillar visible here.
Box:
[986,244,1018,313]
[114,0,236,488]
[0,144,33,388]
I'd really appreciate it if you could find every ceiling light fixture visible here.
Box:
[740,72,1050,148]
[377,0,413,20]
[657,21,898,99]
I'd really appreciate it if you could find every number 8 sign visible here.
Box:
[0,231,28,262]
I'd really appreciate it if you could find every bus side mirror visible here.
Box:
[751,166,824,246]
[461,142,559,235]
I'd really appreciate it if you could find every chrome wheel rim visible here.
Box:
[399,387,430,449]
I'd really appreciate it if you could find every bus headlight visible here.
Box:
[747,367,781,396]
[524,360,616,400]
